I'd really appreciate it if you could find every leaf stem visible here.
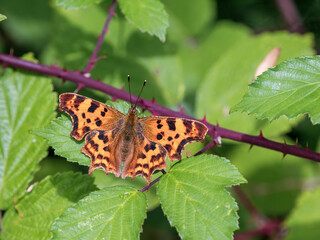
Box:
[233,186,264,222]
[82,0,118,74]
[1,53,320,163]
[235,219,283,240]
[138,170,167,192]
[274,0,305,34]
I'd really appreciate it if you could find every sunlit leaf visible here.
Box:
[0,68,56,209]
[51,185,147,239]
[233,56,320,125]
[118,0,169,42]
[157,155,246,239]
[1,172,96,239]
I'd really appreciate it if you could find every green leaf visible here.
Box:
[1,0,52,52]
[0,14,7,21]
[233,56,320,125]
[0,68,57,209]
[56,0,103,9]
[162,0,216,40]
[51,185,147,239]
[157,155,246,240]
[1,172,96,240]
[284,187,320,240]
[118,0,169,42]
[138,55,185,105]
[180,21,251,96]
[196,31,315,135]
[33,114,90,166]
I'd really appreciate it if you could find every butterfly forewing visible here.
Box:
[139,117,208,160]
[59,93,124,140]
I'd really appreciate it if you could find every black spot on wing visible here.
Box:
[101,162,107,169]
[138,153,146,159]
[75,95,85,104]
[82,113,86,118]
[165,144,172,153]
[87,119,91,123]
[176,139,187,155]
[150,142,156,150]
[98,131,109,143]
[88,102,99,113]
[96,120,102,126]
[167,118,176,131]
[72,115,79,131]
[103,146,110,152]
[144,142,157,152]
[83,126,90,133]
[157,133,163,140]
[183,119,193,133]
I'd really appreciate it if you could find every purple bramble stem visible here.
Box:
[0,53,320,164]
[82,0,118,74]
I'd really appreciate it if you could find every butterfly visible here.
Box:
[59,93,208,185]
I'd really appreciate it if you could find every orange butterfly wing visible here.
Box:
[122,134,167,185]
[59,93,124,140]
[59,93,125,177]
[82,130,121,177]
[139,117,208,160]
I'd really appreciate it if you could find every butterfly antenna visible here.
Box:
[133,80,147,109]
[128,75,132,107]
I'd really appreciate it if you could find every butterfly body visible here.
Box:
[59,93,208,185]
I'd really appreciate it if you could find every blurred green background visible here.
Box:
[1,0,320,239]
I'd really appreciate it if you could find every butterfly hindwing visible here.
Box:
[82,130,121,177]
[139,117,208,160]
[59,93,124,140]
[122,134,167,185]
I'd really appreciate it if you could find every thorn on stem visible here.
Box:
[306,142,310,151]
[202,115,208,124]
[259,129,264,139]
[151,96,156,104]
[74,84,84,93]
[249,144,253,151]
[179,105,184,114]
